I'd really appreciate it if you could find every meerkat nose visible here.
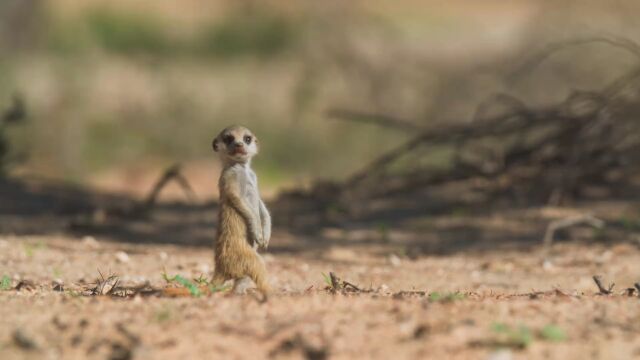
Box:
[234,143,243,148]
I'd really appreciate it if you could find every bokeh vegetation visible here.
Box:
[1,0,639,196]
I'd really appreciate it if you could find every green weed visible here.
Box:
[162,270,201,297]
[193,274,209,285]
[0,275,11,290]
[491,323,533,349]
[489,323,567,349]
[428,292,466,303]
[321,273,332,287]
[540,325,567,342]
[154,306,173,323]
[23,241,45,258]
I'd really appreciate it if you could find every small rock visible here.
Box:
[115,251,130,263]
[413,324,429,338]
[12,329,38,350]
[198,263,210,275]
[82,236,100,249]
[93,275,119,295]
[388,254,401,267]
[109,342,133,360]
[487,349,512,360]
[15,280,36,291]
[398,320,416,337]
[158,252,168,261]
[52,315,69,331]
[378,284,390,293]
[52,280,64,292]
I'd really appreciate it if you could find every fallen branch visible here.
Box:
[142,163,197,210]
[326,108,423,132]
[510,36,640,82]
[543,214,605,248]
[592,275,614,295]
[342,280,361,292]
[329,272,342,293]
[306,36,640,218]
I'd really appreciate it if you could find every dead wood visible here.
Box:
[328,272,342,293]
[313,36,640,215]
[327,272,364,294]
[543,214,604,248]
[142,163,197,210]
[592,275,614,295]
[326,108,423,132]
[89,270,120,296]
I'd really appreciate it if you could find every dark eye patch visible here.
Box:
[223,135,235,145]
[244,135,252,145]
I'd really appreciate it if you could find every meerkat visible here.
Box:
[209,125,272,298]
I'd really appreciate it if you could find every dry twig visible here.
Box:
[328,272,342,293]
[592,275,614,295]
[90,270,120,296]
[543,214,604,248]
[142,163,197,210]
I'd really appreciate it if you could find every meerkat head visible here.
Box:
[212,125,259,164]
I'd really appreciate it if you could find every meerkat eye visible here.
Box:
[243,135,252,145]
[223,135,235,145]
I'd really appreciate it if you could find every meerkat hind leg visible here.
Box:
[232,276,255,294]
[210,272,230,289]
[246,256,271,298]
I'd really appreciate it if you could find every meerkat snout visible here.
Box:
[212,125,259,163]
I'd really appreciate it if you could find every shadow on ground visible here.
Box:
[1,177,637,256]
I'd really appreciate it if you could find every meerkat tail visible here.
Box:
[245,256,270,300]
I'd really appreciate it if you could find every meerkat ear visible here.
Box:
[212,138,219,152]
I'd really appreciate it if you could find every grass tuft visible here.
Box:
[540,324,567,342]
[162,269,202,297]
[321,273,332,287]
[428,291,466,303]
[0,275,11,290]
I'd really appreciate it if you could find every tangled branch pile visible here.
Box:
[284,37,640,221]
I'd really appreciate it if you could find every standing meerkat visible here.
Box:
[210,125,272,298]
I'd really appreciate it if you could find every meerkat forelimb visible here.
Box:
[210,125,272,299]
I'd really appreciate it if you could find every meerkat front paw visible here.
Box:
[261,232,270,249]
[251,228,265,248]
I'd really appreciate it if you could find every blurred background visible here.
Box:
[2,0,639,201]
[3,5,640,358]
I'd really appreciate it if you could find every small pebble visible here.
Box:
[115,251,130,263]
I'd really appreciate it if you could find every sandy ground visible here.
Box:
[1,228,640,360]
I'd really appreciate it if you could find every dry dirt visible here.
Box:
[1,177,640,359]
[1,224,640,360]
